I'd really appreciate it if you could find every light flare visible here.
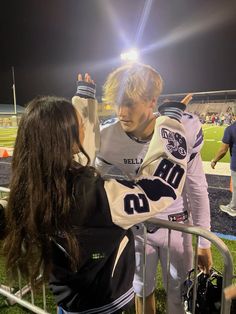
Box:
[142,3,235,55]
[120,48,139,62]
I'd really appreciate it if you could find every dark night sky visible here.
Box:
[0,0,236,105]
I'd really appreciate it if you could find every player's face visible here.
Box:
[115,98,155,139]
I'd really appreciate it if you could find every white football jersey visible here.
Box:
[96,118,149,180]
[95,112,210,247]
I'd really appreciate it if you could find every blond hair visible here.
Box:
[103,63,163,105]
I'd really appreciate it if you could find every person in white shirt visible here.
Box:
[95,63,213,314]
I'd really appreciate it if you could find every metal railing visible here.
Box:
[0,186,10,196]
[146,217,234,314]
[0,281,50,314]
[0,186,235,313]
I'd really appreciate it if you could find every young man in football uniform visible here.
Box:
[94,63,212,314]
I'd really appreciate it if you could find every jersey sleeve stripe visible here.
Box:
[189,152,198,162]
[193,136,203,149]
[96,156,113,165]
[193,129,203,149]
[196,128,203,140]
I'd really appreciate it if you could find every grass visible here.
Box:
[0,124,235,313]
[201,124,230,162]
[0,127,17,148]
[0,124,231,163]
[0,239,235,314]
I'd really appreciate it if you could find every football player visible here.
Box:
[94,63,213,314]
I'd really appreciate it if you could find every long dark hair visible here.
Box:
[4,96,92,284]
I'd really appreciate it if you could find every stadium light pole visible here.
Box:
[12,66,17,114]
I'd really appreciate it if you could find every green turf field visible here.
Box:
[0,124,231,162]
[0,127,17,148]
[201,124,230,162]
[0,239,235,313]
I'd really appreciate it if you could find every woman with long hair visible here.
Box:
[3,77,187,313]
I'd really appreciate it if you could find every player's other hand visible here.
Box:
[224,284,236,300]
[210,160,217,169]
[197,247,213,274]
[78,73,95,84]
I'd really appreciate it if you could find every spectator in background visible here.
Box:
[206,114,211,124]
[215,114,220,125]
[220,114,225,126]
[211,120,236,217]
[211,114,215,124]
[199,114,206,124]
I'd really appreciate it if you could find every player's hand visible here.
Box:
[210,160,217,169]
[78,73,95,84]
[76,73,96,99]
[181,93,193,105]
[197,247,213,274]
[224,284,236,300]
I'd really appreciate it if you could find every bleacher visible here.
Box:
[186,101,236,115]
[0,104,25,127]
[0,104,24,115]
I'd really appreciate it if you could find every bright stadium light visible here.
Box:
[120,48,139,63]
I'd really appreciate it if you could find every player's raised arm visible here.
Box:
[72,73,100,165]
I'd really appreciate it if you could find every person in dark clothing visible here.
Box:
[211,121,236,217]
[2,75,187,314]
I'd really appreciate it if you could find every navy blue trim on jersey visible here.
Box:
[189,152,198,162]
[96,156,113,165]
[101,117,117,126]
[193,128,203,149]
[183,112,194,119]
[126,133,152,143]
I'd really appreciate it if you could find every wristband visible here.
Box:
[158,101,185,121]
[76,81,96,99]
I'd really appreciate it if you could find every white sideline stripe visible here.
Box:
[202,161,230,176]
[204,139,222,143]
[0,161,11,165]
[208,186,229,191]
